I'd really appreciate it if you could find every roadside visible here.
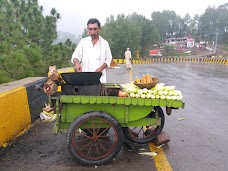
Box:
[0,119,156,171]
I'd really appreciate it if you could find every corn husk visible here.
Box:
[138,152,157,157]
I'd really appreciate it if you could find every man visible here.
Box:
[71,18,112,83]
[124,48,132,70]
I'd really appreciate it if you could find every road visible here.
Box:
[0,61,228,171]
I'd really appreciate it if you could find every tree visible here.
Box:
[100,13,160,58]
[197,3,228,44]
[199,6,218,41]
[0,0,33,82]
[216,3,228,44]
[101,14,141,58]
[176,13,192,37]
[48,39,76,69]
[0,0,75,84]
[189,14,200,42]
[151,10,179,41]
[128,13,159,57]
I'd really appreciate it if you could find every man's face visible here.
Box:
[87,23,100,39]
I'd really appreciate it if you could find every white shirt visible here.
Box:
[125,50,132,64]
[71,36,112,83]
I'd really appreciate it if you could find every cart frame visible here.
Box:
[51,83,184,166]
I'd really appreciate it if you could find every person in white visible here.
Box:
[124,48,132,70]
[71,18,112,83]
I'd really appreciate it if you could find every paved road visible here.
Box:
[1,61,228,171]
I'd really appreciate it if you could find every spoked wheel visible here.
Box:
[66,111,123,166]
[82,128,110,136]
[123,106,165,144]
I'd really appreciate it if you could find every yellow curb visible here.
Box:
[15,124,33,138]
[0,87,31,147]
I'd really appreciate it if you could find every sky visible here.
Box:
[38,0,227,37]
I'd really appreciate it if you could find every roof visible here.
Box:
[149,49,160,54]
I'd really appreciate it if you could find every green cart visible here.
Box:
[51,80,184,166]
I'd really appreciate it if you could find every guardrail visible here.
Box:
[113,57,228,64]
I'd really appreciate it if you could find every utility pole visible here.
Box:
[169,20,173,37]
[214,32,218,55]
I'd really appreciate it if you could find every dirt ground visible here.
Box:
[0,119,155,171]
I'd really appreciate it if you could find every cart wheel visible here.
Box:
[66,111,123,166]
[82,128,109,136]
[123,106,165,144]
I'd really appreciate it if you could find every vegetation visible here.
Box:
[0,1,228,83]
[0,0,75,84]
[101,13,159,58]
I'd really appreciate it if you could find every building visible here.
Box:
[165,37,195,48]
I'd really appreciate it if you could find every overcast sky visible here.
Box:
[38,0,227,37]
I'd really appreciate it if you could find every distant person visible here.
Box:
[71,18,112,83]
[124,48,132,70]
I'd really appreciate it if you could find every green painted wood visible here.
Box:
[58,122,70,129]
[61,105,67,122]
[116,98,125,104]
[124,98,131,105]
[159,99,167,106]
[54,99,60,134]
[145,99,152,106]
[166,100,173,107]
[131,98,138,105]
[96,96,103,104]
[90,96,97,104]
[121,118,161,127]
[103,96,109,103]
[60,95,184,108]
[57,95,185,132]
[172,100,183,108]
[73,96,80,103]
[137,98,145,106]
[60,103,153,124]
[60,95,72,103]
[108,97,116,104]
[128,105,152,121]
[58,118,161,130]
[81,96,89,104]
[124,106,129,123]
[152,99,159,106]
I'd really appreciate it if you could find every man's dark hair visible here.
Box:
[87,18,101,28]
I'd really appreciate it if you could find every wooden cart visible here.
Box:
[51,80,184,166]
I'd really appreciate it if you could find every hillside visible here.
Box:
[53,31,79,44]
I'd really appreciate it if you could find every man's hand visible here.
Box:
[74,63,82,72]
[95,67,103,73]
[95,63,107,72]
[73,58,82,72]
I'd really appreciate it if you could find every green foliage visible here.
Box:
[0,0,76,84]
[150,4,228,46]
[101,13,159,58]
[128,13,159,57]
[164,44,175,55]
[152,10,179,41]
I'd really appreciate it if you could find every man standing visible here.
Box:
[71,18,112,83]
[124,48,132,70]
